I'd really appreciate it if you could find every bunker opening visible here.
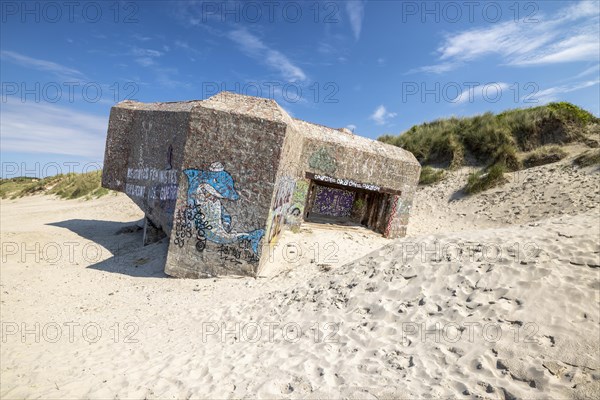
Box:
[304,172,401,235]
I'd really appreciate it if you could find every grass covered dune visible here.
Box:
[379,102,599,171]
[0,170,109,200]
[380,102,600,193]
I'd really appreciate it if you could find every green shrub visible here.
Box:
[465,164,507,194]
[573,149,600,167]
[419,166,445,185]
[353,198,366,210]
[546,102,598,125]
[523,146,568,168]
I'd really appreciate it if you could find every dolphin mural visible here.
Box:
[182,162,264,255]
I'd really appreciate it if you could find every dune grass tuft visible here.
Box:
[419,166,445,185]
[573,149,600,167]
[523,146,568,168]
[465,164,507,194]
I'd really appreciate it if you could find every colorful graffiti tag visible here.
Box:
[311,185,355,217]
[308,147,337,174]
[286,179,308,227]
[174,162,264,262]
[384,195,399,237]
[266,176,295,243]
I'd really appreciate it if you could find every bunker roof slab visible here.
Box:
[114,92,418,166]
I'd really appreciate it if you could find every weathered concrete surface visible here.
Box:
[102,92,420,278]
[166,103,288,278]
[102,102,195,236]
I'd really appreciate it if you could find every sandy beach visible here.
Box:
[1,152,599,399]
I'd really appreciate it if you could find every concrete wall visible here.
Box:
[260,130,421,248]
[262,122,305,247]
[102,107,189,235]
[164,106,288,278]
[301,138,420,193]
[299,137,420,238]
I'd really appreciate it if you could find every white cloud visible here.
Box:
[131,47,163,67]
[515,31,599,66]
[454,82,510,104]
[133,34,152,42]
[228,29,306,82]
[573,64,600,79]
[416,1,599,73]
[409,62,461,74]
[132,48,162,58]
[346,0,367,40]
[135,57,156,67]
[154,67,193,90]
[0,99,106,158]
[370,105,397,125]
[534,80,600,103]
[0,50,85,80]
[174,40,203,61]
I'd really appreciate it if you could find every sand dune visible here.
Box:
[1,154,598,399]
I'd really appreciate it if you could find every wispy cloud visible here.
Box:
[409,62,460,74]
[1,99,106,158]
[154,67,193,90]
[133,33,152,42]
[127,46,191,89]
[573,64,600,79]
[131,47,163,67]
[453,82,510,104]
[370,105,397,125]
[346,0,367,40]
[514,31,599,66]
[173,40,204,61]
[228,29,306,81]
[416,1,599,73]
[0,50,86,80]
[534,80,600,103]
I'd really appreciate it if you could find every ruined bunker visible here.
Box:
[102,92,420,278]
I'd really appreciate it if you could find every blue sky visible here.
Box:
[1,0,599,177]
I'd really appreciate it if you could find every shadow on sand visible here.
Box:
[47,219,169,278]
[449,188,468,202]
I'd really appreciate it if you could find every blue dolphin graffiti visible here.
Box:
[183,162,264,255]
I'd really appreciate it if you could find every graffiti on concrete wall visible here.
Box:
[174,162,264,263]
[125,167,179,212]
[311,185,355,217]
[384,195,400,238]
[309,147,337,174]
[286,179,309,227]
[173,203,210,252]
[217,243,259,265]
[313,174,381,192]
[266,176,295,243]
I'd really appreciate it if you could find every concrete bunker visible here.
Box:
[102,92,420,278]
